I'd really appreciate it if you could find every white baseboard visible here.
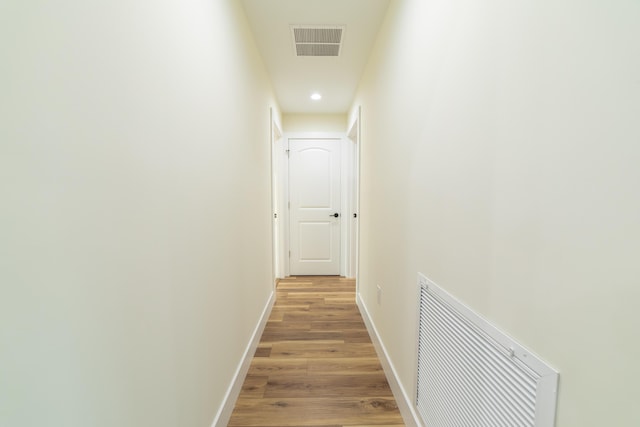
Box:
[356,294,422,427]
[211,290,275,427]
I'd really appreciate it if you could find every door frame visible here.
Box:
[346,107,361,284]
[270,108,283,288]
[278,132,354,278]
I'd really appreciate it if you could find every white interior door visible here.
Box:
[289,138,341,275]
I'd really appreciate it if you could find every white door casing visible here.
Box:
[289,138,341,275]
[347,108,360,280]
[270,108,282,283]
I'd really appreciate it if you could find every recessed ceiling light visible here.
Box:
[310,93,322,101]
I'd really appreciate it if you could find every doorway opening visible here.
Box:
[273,109,361,280]
[270,108,283,288]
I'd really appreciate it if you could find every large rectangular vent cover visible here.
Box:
[416,273,559,427]
[291,25,344,57]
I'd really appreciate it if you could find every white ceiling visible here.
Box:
[241,0,391,114]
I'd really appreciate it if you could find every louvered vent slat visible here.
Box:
[293,28,342,44]
[295,44,340,57]
[416,273,559,427]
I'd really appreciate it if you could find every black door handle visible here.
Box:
[330,213,339,218]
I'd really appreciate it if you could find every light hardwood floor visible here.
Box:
[228,276,405,427]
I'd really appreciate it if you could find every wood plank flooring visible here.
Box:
[228,276,404,427]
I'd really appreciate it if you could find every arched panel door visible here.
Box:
[289,139,341,275]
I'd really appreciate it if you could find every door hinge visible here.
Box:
[286,149,290,157]
[288,201,290,209]
[289,250,291,258]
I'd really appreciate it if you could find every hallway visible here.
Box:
[2,0,639,426]
[228,276,404,426]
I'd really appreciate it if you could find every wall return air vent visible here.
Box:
[291,25,345,57]
[416,273,559,427]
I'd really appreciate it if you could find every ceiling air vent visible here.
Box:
[291,25,345,57]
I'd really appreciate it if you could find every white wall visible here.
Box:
[0,1,279,426]
[351,0,640,426]
[283,113,347,133]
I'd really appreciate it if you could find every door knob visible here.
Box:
[330,213,340,218]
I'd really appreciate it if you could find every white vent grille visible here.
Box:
[291,25,344,57]
[416,273,559,427]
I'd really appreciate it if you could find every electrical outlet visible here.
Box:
[376,284,382,305]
